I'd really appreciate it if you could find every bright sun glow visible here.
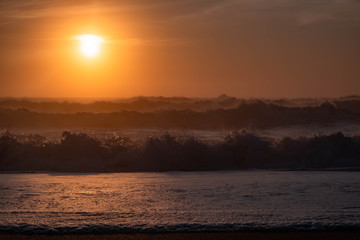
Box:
[77,34,103,57]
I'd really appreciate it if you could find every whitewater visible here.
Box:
[0,171,359,233]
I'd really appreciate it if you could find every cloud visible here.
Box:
[1,0,359,25]
[0,0,359,46]
[0,0,216,19]
[293,0,360,25]
[0,0,119,19]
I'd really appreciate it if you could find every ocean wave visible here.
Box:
[1,95,360,113]
[0,97,360,129]
[0,131,359,172]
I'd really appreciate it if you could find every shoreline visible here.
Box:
[1,232,360,240]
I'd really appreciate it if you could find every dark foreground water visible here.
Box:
[0,171,359,233]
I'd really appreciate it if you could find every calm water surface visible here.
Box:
[0,171,359,233]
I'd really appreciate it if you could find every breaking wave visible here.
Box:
[1,130,359,172]
[1,96,360,129]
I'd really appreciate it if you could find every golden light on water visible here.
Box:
[77,34,104,58]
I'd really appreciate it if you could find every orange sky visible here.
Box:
[0,0,359,98]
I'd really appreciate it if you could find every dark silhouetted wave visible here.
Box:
[1,95,360,113]
[1,131,359,172]
[0,100,359,129]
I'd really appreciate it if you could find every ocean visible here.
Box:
[1,97,360,233]
[0,171,359,233]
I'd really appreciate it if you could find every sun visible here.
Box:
[77,34,103,57]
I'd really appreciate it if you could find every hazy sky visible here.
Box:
[0,0,359,98]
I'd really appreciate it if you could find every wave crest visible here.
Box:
[1,131,359,172]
